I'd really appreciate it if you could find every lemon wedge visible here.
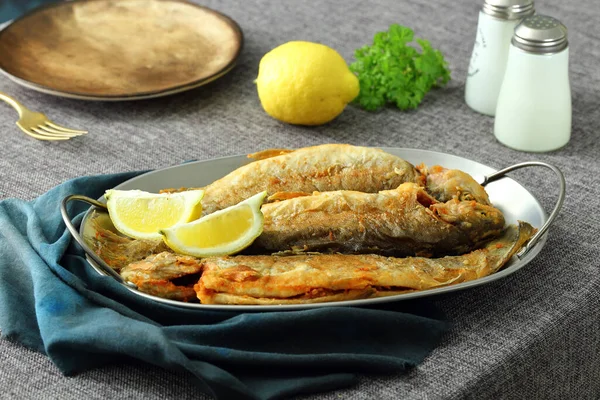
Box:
[160,191,267,257]
[105,189,205,240]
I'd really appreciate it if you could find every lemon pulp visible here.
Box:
[160,191,267,257]
[170,204,254,247]
[105,189,204,240]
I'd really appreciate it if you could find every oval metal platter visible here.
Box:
[78,148,550,311]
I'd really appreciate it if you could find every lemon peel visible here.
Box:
[255,41,359,125]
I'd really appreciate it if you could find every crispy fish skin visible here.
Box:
[247,148,294,161]
[200,144,424,215]
[195,222,535,305]
[255,182,505,257]
[198,288,377,306]
[120,252,202,302]
[89,216,169,271]
[418,164,491,205]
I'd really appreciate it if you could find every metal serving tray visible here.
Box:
[61,148,565,311]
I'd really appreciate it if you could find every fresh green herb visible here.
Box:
[350,24,451,111]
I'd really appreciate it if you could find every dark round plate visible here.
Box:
[0,0,243,101]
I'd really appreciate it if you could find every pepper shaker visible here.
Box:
[465,0,535,116]
[494,15,570,152]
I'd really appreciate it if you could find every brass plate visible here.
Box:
[0,0,243,101]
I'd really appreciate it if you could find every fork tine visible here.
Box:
[2,91,88,141]
[37,125,82,137]
[31,127,74,139]
[45,121,88,134]
[23,127,69,141]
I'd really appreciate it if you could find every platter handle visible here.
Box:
[60,194,138,289]
[480,161,566,258]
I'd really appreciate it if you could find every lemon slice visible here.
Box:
[105,189,205,240]
[160,191,267,257]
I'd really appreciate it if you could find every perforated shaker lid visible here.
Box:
[482,0,535,20]
[512,15,568,54]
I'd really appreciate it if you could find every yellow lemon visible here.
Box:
[105,189,204,240]
[255,41,359,125]
[160,191,267,257]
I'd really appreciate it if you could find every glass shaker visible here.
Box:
[494,15,570,152]
[465,0,535,116]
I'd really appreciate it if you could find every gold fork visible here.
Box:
[0,91,87,141]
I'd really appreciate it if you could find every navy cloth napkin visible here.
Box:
[0,172,447,400]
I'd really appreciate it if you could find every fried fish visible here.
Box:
[120,252,202,302]
[418,164,491,205]
[255,182,505,256]
[200,144,424,215]
[86,143,534,306]
[195,222,536,305]
[89,214,169,270]
[90,216,532,305]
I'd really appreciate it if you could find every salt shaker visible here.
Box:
[465,0,535,116]
[494,15,570,152]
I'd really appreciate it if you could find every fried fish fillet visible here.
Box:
[255,182,505,257]
[200,144,424,215]
[120,252,202,302]
[195,222,535,305]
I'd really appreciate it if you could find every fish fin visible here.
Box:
[247,148,295,161]
[267,191,312,202]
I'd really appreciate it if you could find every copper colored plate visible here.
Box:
[0,0,243,100]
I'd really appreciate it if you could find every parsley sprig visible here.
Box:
[350,24,451,111]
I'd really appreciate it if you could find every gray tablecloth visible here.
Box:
[1,0,599,399]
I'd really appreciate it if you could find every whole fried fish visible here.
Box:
[200,144,424,215]
[255,182,505,257]
[195,222,535,305]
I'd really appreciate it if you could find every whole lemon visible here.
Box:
[255,41,359,125]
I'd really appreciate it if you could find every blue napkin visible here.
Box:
[0,0,59,23]
[0,171,447,400]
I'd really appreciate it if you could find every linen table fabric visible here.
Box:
[1,0,600,399]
